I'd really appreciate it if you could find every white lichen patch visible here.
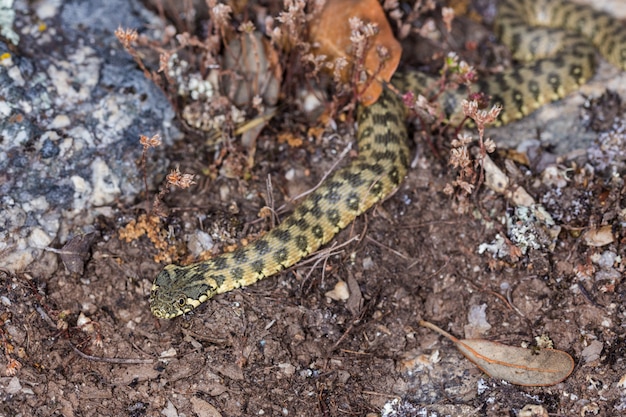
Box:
[47,46,101,104]
[90,158,121,206]
[506,206,543,253]
[0,0,19,45]
[92,95,135,144]
[34,0,61,20]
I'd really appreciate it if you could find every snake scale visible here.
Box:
[150,0,626,319]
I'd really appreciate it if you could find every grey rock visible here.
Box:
[0,0,178,272]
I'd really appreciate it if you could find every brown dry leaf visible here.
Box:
[420,320,574,386]
[582,225,614,247]
[49,232,98,275]
[309,0,401,105]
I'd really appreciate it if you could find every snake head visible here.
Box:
[149,264,218,319]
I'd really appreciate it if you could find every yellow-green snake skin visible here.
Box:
[150,0,626,319]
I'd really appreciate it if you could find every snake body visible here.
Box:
[150,0,626,319]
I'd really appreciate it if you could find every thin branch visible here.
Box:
[365,236,409,260]
[67,341,154,364]
[286,141,353,204]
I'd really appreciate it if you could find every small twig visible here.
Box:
[403,219,463,229]
[35,305,58,329]
[505,287,526,318]
[67,341,154,364]
[456,275,516,313]
[330,320,358,352]
[298,237,360,294]
[297,236,360,270]
[361,391,401,400]
[365,236,409,260]
[577,282,604,308]
[287,142,353,204]
[265,174,277,228]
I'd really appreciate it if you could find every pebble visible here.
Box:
[325,280,350,301]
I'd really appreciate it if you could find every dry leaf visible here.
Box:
[309,0,402,105]
[583,225,614,247]
[49,232,98,275]
[420,320,574,386]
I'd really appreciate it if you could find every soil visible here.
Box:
[1,2,625,417]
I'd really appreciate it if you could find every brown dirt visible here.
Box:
[2,4,626,417]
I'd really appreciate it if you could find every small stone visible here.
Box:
[160,348,177,358]
[278,362,296,376]
[583,225,614,247]
[362,256,374,270]
[6,377,22,395]
[325,280,349,301]
[219,184,230,201]
[594,251,617,269]
[464,304,491,339]
[40,138,60,158]
[519,404,548,417]
[161,400,178,417]
[190,397,222,417]
[581,340,603,363]
[187,231,214,256]
[50,114,71,129]
[28,227,53,248]
[77,312,95,334]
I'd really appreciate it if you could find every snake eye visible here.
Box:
[178,297,186,307]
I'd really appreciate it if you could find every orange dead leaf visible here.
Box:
[309,0,401,105]
[420,320,574,386]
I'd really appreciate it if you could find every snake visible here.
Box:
[149,0,626,319]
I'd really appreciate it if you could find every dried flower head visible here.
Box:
[140,134,162,149]
[238,21,255,33]
[158,52,171,73]
[451,132,473,148]
[333,56,348,83]
[167,166,196,189]
[208,1,232,29]
[349,17,379,61]
[5,358,22,376]
[453,179,475,194]
[449,146,471,169]
[461,99,478,118]
[484,138,496,153]
[275,0,307,44]
[115,27,138,49]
